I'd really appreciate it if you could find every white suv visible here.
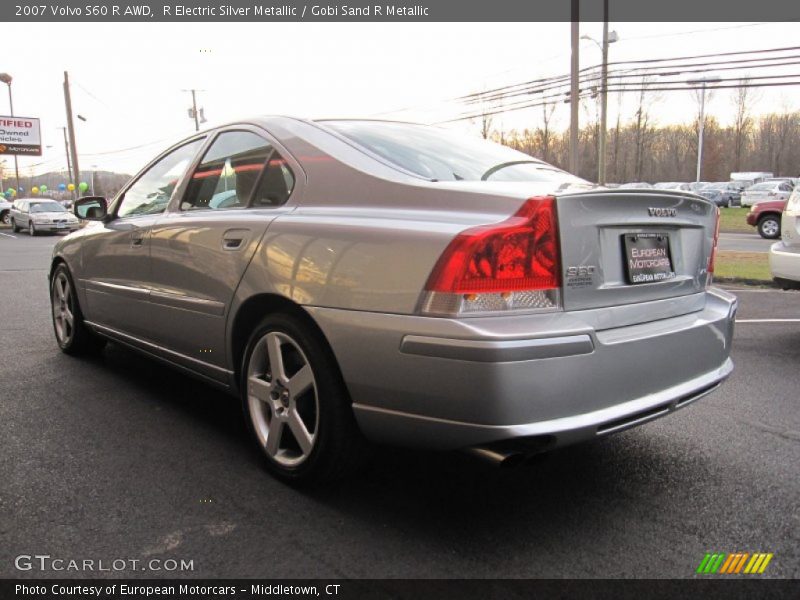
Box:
[769,186,800,289]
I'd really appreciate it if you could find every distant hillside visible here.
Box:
[9,170,133,198]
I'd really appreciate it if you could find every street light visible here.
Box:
[687,75,721,182]
[581,22,619,185]
[0,72,21,191]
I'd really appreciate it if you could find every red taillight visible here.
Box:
[707,206,721,277]
[421,196,561,315]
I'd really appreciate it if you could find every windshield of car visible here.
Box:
[748,183,774,191]
[30,202,66,213]
[323,120,589,184]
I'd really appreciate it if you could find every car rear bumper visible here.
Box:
[307,289,737,451]
[769,241,800,283]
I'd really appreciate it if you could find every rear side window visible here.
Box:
[251,154,295,207]
[181,131,273,211]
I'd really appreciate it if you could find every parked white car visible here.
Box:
[0,197,12,225]
[769,186,800,289]
[9,199,81,235]
[741,181,794,207]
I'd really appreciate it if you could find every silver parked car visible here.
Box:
[740,181,794,207]
[50,118,736,483]
[10,198,80,235]
[653,182,692,192]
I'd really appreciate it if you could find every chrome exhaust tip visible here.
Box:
[465,445,527,468]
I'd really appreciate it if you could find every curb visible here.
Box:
[714,276,777,288]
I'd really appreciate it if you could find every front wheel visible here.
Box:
[0,211,9,225]
[29,221,36,236]
[241,313,365,484]
[10,218,20,233]
[51,264,106,355]
[758,215,780,239]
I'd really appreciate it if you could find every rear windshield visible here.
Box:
[748,183,774,191]
[323,120,588,184]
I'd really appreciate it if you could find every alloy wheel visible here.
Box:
[246,331,319,467]
[52,271,75,346]
[761,218,779,238]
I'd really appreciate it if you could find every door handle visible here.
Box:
[222,228,250,251]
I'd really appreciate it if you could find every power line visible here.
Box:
[457,45,800,107]
[438,78,800,124]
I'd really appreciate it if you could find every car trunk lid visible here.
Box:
[556,190,716,313]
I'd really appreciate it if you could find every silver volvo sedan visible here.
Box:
[50,118,736,483]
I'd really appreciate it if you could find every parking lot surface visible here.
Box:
[718,232,774,253]
[2,232,798,578]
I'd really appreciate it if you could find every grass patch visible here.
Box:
[714,251,771,281]
[719,207,752,233]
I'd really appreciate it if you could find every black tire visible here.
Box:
[50,263,107,356]
[757,215,781,239]
[10,218,19,233]
[240,313,366,485]
[0,210,8,225]
[29,221,37,236]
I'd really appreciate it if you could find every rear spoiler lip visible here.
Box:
[555,188,713,206]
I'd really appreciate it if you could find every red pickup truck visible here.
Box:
[746,199,786,239]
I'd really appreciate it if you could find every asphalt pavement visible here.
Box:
[719,232,775,253]
[1,232,799,579]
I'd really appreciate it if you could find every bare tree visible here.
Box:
[537,102,557,163]
[479,109,494,140]
[731,79,756,172]
[633,78,658,181]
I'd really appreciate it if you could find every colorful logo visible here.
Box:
[697,552,774,575]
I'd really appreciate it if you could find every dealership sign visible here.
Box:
[0,115,42,156]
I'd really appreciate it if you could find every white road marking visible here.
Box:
[736,319,800,323]
[0,232,17,239]
[723,288,791,293]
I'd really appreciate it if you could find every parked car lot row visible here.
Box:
[607,177,796,209]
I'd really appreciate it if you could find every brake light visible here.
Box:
[421,196,561,315]
[707,206,721,283]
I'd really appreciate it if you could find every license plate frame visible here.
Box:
[623,232,675,284]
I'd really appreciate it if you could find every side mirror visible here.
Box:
[74,196,108,221]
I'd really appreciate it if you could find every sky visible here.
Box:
[2,21,798,181]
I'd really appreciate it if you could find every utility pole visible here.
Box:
[59,127,73,190]
[190,89,199,131]
[695,83,707,183]
[183,89,206,132]
[688,75,721,182]
[59,127,78,200]
[598,0,609,185]
[0,73,21,191]
[63,71,81,195]
[569,0,580,175]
